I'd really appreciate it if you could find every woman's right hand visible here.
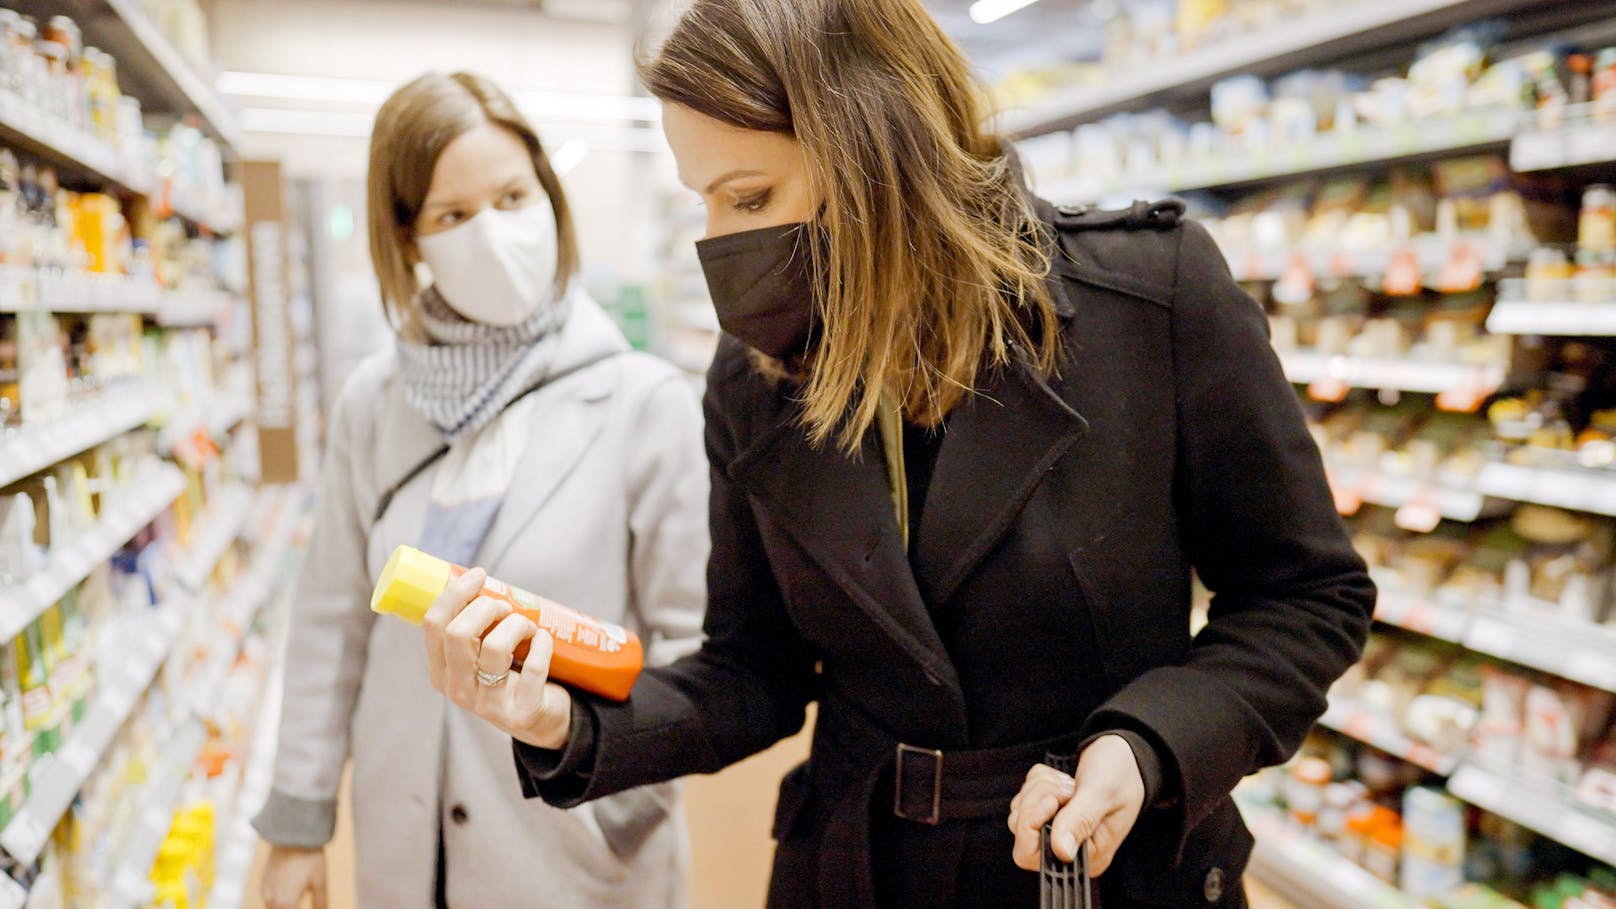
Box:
[261,845,326,909]
[422,567,575,750]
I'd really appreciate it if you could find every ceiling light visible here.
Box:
[968,0,1042,24]
[220,71,661,123]
[238,106,666,154]
[550,138,591,175]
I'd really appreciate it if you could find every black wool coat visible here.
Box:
[518,200,1375,908]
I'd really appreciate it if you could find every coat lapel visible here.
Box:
[912,268,1090,608]
[729,413,960,691]
[479,366,614,569]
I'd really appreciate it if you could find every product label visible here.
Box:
[497,579,625,654]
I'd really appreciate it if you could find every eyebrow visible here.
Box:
[702,169,766,194]
[422,176,530,212]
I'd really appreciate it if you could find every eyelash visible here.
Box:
[733,191,771,213]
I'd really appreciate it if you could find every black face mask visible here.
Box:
[696,222,818,358]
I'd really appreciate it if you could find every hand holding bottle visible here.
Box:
[421,566,575,750]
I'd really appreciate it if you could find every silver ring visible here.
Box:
[476,668,511,687]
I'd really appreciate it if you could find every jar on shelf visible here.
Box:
[1525,247,1574,302]
[1580,185,1616,255]
[1592,48,1616,124]
[1285,755,1332,828]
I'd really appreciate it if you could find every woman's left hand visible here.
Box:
[1007,734,1145,876]
[421,567,574,750]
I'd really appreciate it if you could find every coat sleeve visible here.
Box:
[517,344,820,805]
[623,372,709,668]
[1082,220,1374,853]
[252,374,380,848]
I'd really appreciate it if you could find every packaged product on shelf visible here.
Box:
[1522,682,1584,785]
[1594,49,1616,123]
[1409,786,1473,892]
[1579,704,1616,814]
[16,310,69,422]
[1285,754,1331,827]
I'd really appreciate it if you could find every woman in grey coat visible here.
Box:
[251,71,708,909]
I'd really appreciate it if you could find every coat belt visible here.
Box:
[812,697,1082,906]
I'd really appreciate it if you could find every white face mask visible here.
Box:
[415,201,559,326]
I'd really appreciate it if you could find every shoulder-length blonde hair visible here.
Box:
[640,0,1059,452]
[367,71,580,334]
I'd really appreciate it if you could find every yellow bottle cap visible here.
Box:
[371,545,453,625]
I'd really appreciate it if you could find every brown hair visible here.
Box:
[640,0,1059,452]
[367,71,580,333]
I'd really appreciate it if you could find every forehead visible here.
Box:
[424,122,535,202]
[663,104,802,189]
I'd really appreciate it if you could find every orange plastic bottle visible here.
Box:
[371,545,644,701]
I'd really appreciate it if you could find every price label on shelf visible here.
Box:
[1558,811,1616,863]
[1394,498,1442,533]
[60,739,96,777]
[1467,618,1515,661]
[1331,479,1364,516]
[1400,599,1443,638]
[3,813,48,861]
[1407,743,1448,774]
[1569,126,1616,168]
[1308,377,1351,404]
[1566,650,1616,694]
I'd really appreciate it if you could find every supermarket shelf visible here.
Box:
[1487,279,1616,336]
[1448,761,1616,867]
[173,484,253,591]
[1372,586,1471,643]
[1001,0,1541,137]
[161,386,254,454]
[1317,698,1460,776]
[1462,609,1616,695]
[1280,350,1506,397]
[1326,464,1498,524]
[1488,301,1616,337]
[0,91,151,195]
[1511,105,1616,172]
[0,464,185,643]
[207,668,281,909]
[1226,234,1524,284]
[1242,803,1421,909]
[1475,461,1616,517]
[0,268,162,315]
[107,719,208,908]
[34,0,242,154]
[1041,107,1519,202]
[1374,585,1616,695]
[0,380,166,488]
[0,606,184,867]
[156,289,233,328]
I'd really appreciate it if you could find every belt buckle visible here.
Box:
[893,743,944,826]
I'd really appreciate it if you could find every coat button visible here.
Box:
[450,804,470,826]
[1203,867,1225,903]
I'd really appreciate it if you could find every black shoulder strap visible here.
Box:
[1053,198,1185,232]
[368,350,627,529]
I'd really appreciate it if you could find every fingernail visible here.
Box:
[1057,832,1078,861]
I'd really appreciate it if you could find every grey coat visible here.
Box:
[254,298,709,907]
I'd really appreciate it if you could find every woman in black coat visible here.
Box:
[417,0,1375,905]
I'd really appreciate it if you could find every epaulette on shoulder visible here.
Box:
[1052,198,1185,231]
